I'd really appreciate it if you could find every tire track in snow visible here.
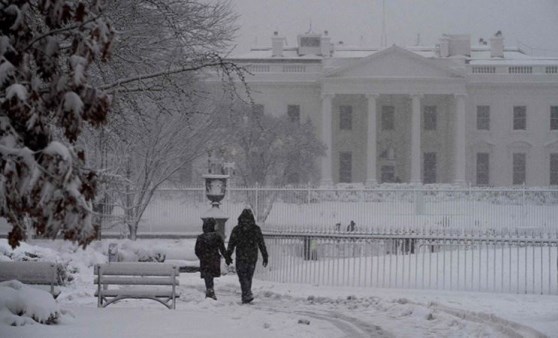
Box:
[255,291,547,338]
[179,283,388,337]
[300,309,394,338]
[428,302,548,338]
[255,304,394,338]
[179,282,546,337]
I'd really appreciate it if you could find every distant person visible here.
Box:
[335,222,341,232]
[347,220,356,232]
[227,208,268,304]
[195,218,231,300]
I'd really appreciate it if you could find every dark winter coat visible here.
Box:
[227,209,268,265]
[195,219,228,278]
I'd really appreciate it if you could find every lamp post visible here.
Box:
[201,150,229,239]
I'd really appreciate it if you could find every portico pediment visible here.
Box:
[326,45,464,79]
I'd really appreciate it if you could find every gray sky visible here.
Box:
[230,0,558,56]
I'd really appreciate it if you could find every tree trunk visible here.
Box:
[128,223,137,241]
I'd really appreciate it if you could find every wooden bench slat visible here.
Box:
[94,276,179,285]
[0,277,54,284]
[0,261,58,283]
[95,289,175,298]
[98,262,177,276]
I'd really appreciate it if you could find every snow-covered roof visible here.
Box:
[230,45,558,66]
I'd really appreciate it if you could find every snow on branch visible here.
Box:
[0,0,115,248]
[99,55,244,93]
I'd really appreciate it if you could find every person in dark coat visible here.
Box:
[227,208,268,304]
[195,218,231,300]
[346,220,356,232]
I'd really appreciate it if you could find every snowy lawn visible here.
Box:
[1,239,557,337]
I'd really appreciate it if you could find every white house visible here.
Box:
[225,31,558,187]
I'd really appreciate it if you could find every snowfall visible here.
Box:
[1,238,557,338]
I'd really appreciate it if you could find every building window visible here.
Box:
[551,106,558,130]
[339,152,352,183]
[476,153,490,186]
[513,106,526,130]
[423,106,437,131]
[551,154,558,185]
[423,152,437,184]
[476,106,490,130]
[287,105,300,124]
[381,106,394,130]
[381,165,395,183]
[253,104,264,118]
[513,153,526,185]
[339,105,352,130]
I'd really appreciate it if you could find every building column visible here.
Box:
[365,94,379,186]
[410,94,422,184]
[320,93,334,186]
[454,94,467,185]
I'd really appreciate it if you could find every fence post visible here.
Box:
[255,183,259,221]
[522,184,526,231]
[467,183,471,234]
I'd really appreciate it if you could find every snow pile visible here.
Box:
[114,240,166,262]
[0,239,61,263]
[0,239,106,287]
[0,280,60,326]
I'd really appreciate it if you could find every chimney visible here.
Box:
[439,35,450,57]
[320,30,331,57]
[272,31,284,57]
[490,31,504,58]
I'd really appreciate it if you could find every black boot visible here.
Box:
[206,288,216,300]
[242,292,253,304]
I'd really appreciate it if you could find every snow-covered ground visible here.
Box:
[1,239,557,337]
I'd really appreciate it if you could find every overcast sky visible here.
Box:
[230,0,558,56]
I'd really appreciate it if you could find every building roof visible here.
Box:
[229,45,558,66]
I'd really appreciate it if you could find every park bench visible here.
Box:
[94,262,179,309]
[0,261,61,298]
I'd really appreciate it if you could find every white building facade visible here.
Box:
[227,32,558,187]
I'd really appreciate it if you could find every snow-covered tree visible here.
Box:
[221,102,326,221]
[81,0,246,238]
[226,104,325,187]
[0,1,114,248]
[105,100,227,240]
